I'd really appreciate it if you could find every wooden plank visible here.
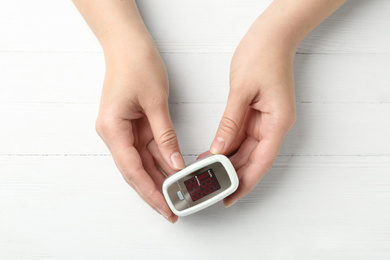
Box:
[0,103,389,155]
[0,0,390,53]
[1,0,389,259]
[1,52,390,104]
[0,0,101,52]
[0,52,104,104]
[1,156,389,259]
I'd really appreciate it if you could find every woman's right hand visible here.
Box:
[95,42,185,224]
[72,0,184,223]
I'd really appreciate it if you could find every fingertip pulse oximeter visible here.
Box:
[162,155,239,216]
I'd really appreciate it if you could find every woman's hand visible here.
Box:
[204,0,346,207]
[73,0,185,223]
[201,16,297,207]
[73,0,346,217]
[96,44,184,223]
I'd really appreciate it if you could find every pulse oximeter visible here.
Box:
[162,155,239,216]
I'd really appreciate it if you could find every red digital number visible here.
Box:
[185,178,197,187]
[189,186,200,194]
[200,176,215,196]
[185,170,220,201]
[204,185,216,195]
[192,191,204,201]
[201,178,212,187]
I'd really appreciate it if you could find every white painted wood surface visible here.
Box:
[0,0,389,259]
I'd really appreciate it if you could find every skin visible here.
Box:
[204,0,348,207]
[72,0,183,223]
[72,0,347,223]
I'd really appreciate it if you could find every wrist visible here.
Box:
[247,0,321,56]
[247,16,301,59]
[96,13,158,66]
[250,0,347,54]
[103,36,160,69]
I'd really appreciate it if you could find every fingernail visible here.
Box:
[225,200,237,208]
[157,208,169,219]
[171,152,185,170]
[210,137,225,154]
[167,217,175,224]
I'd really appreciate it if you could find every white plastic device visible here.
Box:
[162,154,239,216]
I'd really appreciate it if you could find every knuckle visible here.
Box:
[157,129,178,148]
[219,116,240,136]
[251,157,274,173]
[122,173,134,187]
[241,178,257,193]
[143,186,158,202]
[95,115,111,138]
[122,167,159,204]
[121,165,142,187]
[288,111,297,128]
[284,109,297,129]
[240,173,259,193]
[274,106,297,132]
[121,170,135,187]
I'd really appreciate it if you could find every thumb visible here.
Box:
[145,101,185,171]
[211,91,250,155]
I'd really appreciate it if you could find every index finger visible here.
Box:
[223,129,286,207]
[106,129,177,223]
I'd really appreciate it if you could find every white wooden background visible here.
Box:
[1,0,390,259]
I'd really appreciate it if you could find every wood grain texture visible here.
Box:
[1,52,389,104]
[1,0,390,259]
[1,0,390,53]
[0,156,389,259]
[0,103,389,156]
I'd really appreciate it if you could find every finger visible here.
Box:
[147,139,176,176]
[115,145,176,222]
[229,136,258,169]
[225,125,247,156]
[197,150,213,160]
[224,130,285,207]
[138,145,167,192]
[108,129,177,223]
[210,90,251,155]
[144,100,185,171]
[138,145,179,223]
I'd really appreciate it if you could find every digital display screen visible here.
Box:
[184,168,221,202]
